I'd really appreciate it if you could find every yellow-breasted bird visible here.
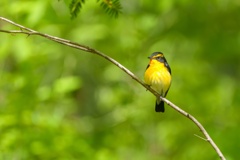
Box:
[144,52,172,112]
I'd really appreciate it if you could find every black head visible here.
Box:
[148,52,165,62]
[148,52,171,74]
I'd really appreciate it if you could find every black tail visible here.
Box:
[155,100,164,112]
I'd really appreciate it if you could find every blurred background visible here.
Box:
[0,0,240,159]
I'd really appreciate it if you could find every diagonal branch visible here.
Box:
[0,16,226,160]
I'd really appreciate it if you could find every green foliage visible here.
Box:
[1,0,240,159]
[69,0,85,19]
[69,0,122,19]
[98,0,122,18]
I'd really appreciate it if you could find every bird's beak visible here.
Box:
[148,56,151,59]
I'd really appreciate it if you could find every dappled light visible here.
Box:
[0,1,240,159]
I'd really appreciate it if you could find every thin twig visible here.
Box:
[0,16,226,160]
[194,134,208,141]
[162,97,225,160]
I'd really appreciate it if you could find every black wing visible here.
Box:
[164,61,171,74]
[146,64,150,70]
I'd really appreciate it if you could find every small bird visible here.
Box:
[144,52,172,112]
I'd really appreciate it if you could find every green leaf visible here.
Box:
[98,0,122,18]
[69,0,85,19]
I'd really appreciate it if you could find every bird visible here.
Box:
[144,52,172,112]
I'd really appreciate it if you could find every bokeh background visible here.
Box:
[0,0,240,159]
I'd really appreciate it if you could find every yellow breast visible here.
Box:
[144,60,171,96]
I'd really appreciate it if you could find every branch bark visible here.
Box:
[0,17,226,160]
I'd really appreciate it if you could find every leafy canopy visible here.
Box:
[69,0,122,19]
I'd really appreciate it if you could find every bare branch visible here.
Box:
[0,16,226,160]
[194,134,208,141]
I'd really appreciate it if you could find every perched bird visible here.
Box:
[144,52,172,112]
